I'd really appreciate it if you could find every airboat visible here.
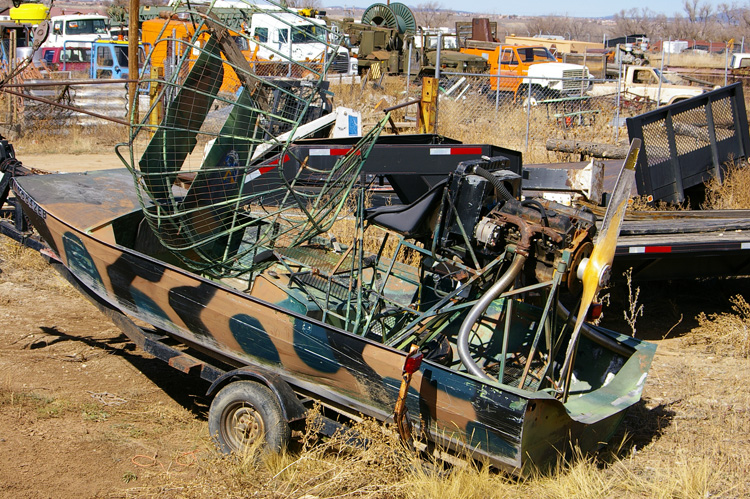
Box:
[1,0,654,472]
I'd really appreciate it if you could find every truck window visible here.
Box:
[291,25,320,44]
[66,19,108,36]
[519,47,535,63]
[114,46,128,66]
[532,47,557,61]
[443,36,458,49]
[97,45,113,67]
[62,48,89,63]
[53,21,63,35]
[254,27,268,43]
[741,58,750,68]
[633,69,657,84]
[517,47,556,63]
[232,36,248,51]
[501,48,517,65]
[277,29,288,44]
[43,49,56,64]
[77,48,91,63]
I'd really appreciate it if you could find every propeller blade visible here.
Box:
[558,138,641,400]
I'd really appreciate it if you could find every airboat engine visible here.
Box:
[441,158,598,291]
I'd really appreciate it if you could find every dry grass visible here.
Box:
[9,121,130,156]
[702,158,750,209]
[0,238,76,294]
[684,294,750,358]
[118,401,750,498]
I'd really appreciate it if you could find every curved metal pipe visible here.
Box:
[556,302,633,358]
[457,253,528,379]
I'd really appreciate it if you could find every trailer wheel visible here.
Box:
[208,380,290,455]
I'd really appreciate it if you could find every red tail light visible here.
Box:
[403,351,423,375]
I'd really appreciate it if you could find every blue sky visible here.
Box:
[328,0,730,18]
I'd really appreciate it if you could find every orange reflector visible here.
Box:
[587,302,603,321]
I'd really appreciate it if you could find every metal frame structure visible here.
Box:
[626,82,750,203]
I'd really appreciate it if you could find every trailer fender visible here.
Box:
[206,367,307,423]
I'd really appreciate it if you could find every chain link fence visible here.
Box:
[386,40,722,163]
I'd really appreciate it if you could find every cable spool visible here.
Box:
[388,3,416,35]
[361,3,398,30]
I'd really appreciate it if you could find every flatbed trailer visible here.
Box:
[614,210,750,280]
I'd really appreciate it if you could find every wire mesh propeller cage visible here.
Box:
[119,0,385,278]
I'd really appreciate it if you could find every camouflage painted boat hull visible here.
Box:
[11,168,656,471]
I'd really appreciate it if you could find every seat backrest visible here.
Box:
[364,179,447,238]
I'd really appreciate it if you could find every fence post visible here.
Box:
[657,39,667,108]
[615,53,622,143]
[524,83,531,152]
[418,77,438,134]
[149,66,163,134]
[128,0,140,123]
[8,29,16,127]
[405,40,413,119]
[434,32,442,134]
[494,60,500,112]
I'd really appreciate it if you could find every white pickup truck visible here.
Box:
[587,65,708,105]
[246,12,358,76]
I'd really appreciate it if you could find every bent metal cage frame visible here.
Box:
[117,0,387,278]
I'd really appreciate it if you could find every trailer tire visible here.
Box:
[209,380,290,455]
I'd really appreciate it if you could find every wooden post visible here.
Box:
[148,66,163,134]
[128,0,140,123]
[418,77,438,134]
[9,29,16,126]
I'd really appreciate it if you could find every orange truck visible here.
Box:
[141,17,256,93]
[460,42,591,103]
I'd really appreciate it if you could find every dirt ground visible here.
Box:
[1,155,749,497]
[0,155,214,498]
[16,153,124,173]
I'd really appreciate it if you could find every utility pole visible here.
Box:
[128,0,139,122]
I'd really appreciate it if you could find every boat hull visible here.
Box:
[11,170,655,471]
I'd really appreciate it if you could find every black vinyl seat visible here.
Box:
[364,179,447,238]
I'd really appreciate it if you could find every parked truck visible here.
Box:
[245,12,357,76]
[460,41,591,104]
[38,14,111,50]
[90,39,146,80]
[586,65,708,105]
[31,14,112,73]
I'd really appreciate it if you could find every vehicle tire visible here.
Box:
[522,86,545,108]
[208,380,290,455]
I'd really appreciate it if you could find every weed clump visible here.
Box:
[685,294,750,358]
[702,159,750,210]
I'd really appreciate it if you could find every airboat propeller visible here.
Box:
[558,138,641,400]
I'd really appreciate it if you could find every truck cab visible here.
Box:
[247,13,356,75]
[462,43,591,100]
[586,65,708,105]
[41,14,110,49]
[730,53,750,70]
[90,40,146,79]
[417,31,489,75]
[38,45,91,72]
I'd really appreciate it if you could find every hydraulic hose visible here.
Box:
[457,253,528,380]
[472,165,516,204]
